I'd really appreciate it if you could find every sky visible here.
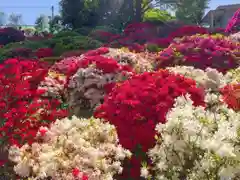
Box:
[0,0,239,25]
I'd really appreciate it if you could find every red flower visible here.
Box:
[72,168,80,177]
[220,83,240,110]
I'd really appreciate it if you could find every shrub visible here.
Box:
[169,25,209,38]
[52,36,102,56]
[94,70,205,179]
[156,34,240,73]
[60,49,87,58]
[53,31,80,38]
[74,26,92,36]
[9,116,131,179]
[0,59,67,148]
[35,47,53,58]
[0,27,25,45]
[142,95,240,180]
[67,54,133,116]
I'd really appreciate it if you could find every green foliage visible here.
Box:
[53,31,80,38]
[175,0,210,24]
[146,43,162,52]
[74,27,93,36]
[93,26,119,34]
[52,36,102,56]
[143,9,175,23]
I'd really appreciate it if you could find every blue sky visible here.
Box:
[0,0,240,25]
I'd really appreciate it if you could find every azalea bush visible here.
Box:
[168,25,209,39]
[9,116,131,180]
[141,95,240,180]
[0,27,25,45]
[0,59,68,148]
[156,34,240,73]
[35,47,53,58]
[67,55,134,116]
[95,70,205,179]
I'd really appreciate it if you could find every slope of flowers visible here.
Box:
[156,34,240,73]
[9,116,131,180]
[2,23,240,180]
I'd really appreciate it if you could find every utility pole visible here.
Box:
[51,5,54,20]
[50,5,54,33]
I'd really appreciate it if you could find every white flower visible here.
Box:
[140,167,149,178]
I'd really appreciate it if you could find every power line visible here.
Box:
[0,6,55,9]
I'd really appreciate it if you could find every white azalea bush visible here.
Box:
[167,66,226,91]
[67,55,133,116]
[38,70,67,99]
[9,116,131,180]
[141,94,240,180]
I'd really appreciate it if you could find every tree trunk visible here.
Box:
[135,0,143,22]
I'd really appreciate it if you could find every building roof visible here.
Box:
[202,4,240,23]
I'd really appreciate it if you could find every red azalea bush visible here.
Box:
[51,47,110,77]
[169,25,209,39]
[95,70,205,179]
[35,48,53,58]
[0,59,68,148]
[156,34,240,73]
[220,83,240,111]
[90,30,116,43]
[0,27,25,45]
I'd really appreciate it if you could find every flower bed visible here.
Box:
[1,25,240,180]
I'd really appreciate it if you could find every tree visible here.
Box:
[8,13,22,27]
[175,0,210,24]
[0,12,6,26]
[143,8,175,23]
[59,0,87,29]
[35,14,50,32]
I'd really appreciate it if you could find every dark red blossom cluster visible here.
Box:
[156,35,240,73]
[169,25,209,39]
[0,27,25,45]
[0,59,68,147]
[220,83,240,111]
[35,48,53,58]
[95,71,205,179]
[95,70,205,151]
